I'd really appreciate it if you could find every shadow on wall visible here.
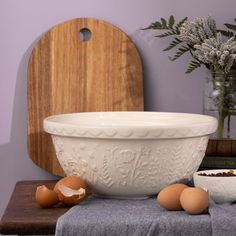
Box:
[0,36,58,218]
[129,28,161,111]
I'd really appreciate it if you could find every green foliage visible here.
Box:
[168,15,175,29]
[224,23,236,31]
[217,29,234,38]
[218,19,236,37]
[160,18,167,28]
[175,17,188,33]
[143,16,187,37]
[143,16,188,54]
[143,16,190,66]
[156,31,176,38]
[168,46,190,61]
[186,60,202,74]
[163,38,182,51]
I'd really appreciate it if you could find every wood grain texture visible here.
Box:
[28,18,144,176]
[205,140,217,156]
[232,140,236,156]
[216,140,232,156]
[0,180,68,235]
[206,139,236,157]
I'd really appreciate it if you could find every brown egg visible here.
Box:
[35,185,59,208]
[54,176,89,206]
[157,183,188,210]
[180,187,209,214]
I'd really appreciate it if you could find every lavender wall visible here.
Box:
[0,0,235,219]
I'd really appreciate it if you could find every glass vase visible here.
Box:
[204,70,236,139]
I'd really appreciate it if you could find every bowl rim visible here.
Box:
[43,111,218,139]
[194,169,236,178]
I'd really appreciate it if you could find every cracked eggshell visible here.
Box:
[54,176,89,206]
[35,185,59,208]
[57,185,86,206]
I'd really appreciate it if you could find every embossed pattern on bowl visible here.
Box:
[44,112,217,199]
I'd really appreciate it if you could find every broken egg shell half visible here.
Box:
[54,176,89,195]
[35,185,59,208]
[57,185,86,206]
[54,176,89,206]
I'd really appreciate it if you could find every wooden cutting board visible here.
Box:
[27,18,144,176]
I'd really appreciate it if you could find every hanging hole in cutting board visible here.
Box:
[79,28,92,41]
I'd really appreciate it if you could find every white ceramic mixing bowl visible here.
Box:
[44,112,217,199]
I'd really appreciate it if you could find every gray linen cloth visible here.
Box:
[208,200,236,236]
[55,196,212,236]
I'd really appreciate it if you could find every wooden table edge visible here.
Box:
[0,180,68,235]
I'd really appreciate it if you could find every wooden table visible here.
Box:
[0,180,69,235]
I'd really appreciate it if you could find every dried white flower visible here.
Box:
[194,32,236,72]
[212,90,220,98]
[179,16,216,45]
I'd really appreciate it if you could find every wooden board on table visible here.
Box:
[206,139,236,156]
[28,18,144,176]
[0,180,67,235]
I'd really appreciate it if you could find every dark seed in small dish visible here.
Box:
[198,170,236,177]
